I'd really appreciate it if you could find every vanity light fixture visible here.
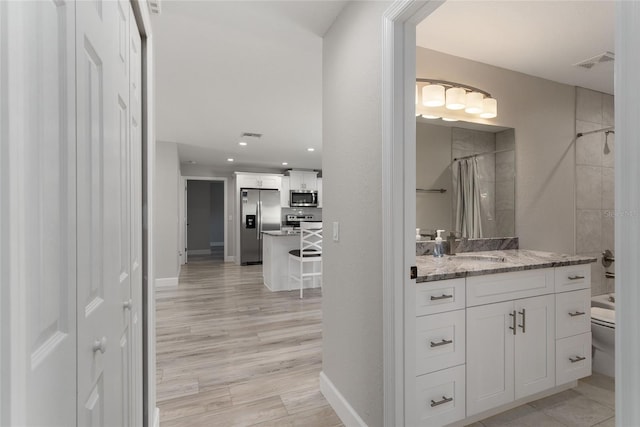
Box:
[416,78,498,120]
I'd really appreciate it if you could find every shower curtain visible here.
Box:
[454,157,483,238]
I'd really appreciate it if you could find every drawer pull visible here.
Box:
[430,339,453,348]
[569,355,586,363]
[568,275,585,280]
[569,311,586,317]
[430,294,453,301]
[430,396,453,407]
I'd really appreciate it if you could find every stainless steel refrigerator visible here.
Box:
[240,188,281,264]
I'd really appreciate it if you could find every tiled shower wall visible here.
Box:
[575,87,615,296]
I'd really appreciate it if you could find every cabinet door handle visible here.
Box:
[518,308,526,333]
[569,355,586,363]
[509,310,517,335]
[430,339,453,348]
[569,311,586,317]
[430,294,453,301]
[430,396,453,407]
[568,275,585,280]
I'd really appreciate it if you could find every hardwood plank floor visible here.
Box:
[156,255,342,427]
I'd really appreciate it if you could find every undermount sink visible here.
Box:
[448,254,506,263]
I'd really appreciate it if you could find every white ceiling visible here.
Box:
[153,1,614,172]
[152,1,347,172]
[416,1,614,95]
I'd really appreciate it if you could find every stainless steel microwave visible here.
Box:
[290,190,318,207]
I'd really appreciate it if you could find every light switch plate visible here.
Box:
[332,221,339,242]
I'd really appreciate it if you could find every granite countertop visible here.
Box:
[262,230,300,237]
[416,249,597,283]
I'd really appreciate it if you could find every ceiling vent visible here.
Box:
[148,0,161,14]
[573,51,615,70]
[241,132,263,139]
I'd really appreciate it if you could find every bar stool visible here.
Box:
[288,221,322,298]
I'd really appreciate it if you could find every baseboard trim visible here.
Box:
[153,407,159,427]
[188,249,211,255]
[155,277,178,287]
[319,371,367,427]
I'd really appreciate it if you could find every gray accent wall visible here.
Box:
[210,182,225,245]
[574,87,615,296]
[186,181,212,252]
[322,2,391,426]
[154,141,181,280]
[418,47,577,254]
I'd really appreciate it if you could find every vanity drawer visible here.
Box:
[415,309,465,376]
[414,365,466,427]
[466,269,554,307]
[556,332,592,385]
[416,278,465,316]
[556,289,591,339]
[555,265,591,292]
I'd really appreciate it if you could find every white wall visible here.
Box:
[154,141,181,280]
[417,47,577,253]
[322,2,391,426]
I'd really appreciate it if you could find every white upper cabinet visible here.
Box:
[235,172,282,191]
[288,170,318,191]
[281,177,290,207]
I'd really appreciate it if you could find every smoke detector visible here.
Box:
[573,51,615,70]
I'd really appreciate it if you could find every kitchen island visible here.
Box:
[262,230,321,292]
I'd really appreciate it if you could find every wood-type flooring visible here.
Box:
[156,255,342,426]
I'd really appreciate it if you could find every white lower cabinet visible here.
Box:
[414,365,466,427]
[411,264,592,426]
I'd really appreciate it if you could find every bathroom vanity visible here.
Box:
[408,250,596,426]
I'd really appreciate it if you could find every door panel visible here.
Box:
[467,300,515,416]
[515,294,555,399]
[5,1,77,425]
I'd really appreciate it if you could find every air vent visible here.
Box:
[574,51,615,70]
[148,0,161,14]
[241,132,263,138]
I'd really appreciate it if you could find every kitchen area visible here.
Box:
[236,169,323,292]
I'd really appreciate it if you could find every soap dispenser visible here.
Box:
[434,229,445,257]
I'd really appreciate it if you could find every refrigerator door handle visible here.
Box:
[257,201,262,240]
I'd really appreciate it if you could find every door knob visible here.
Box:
[93,337,107,354]
[123,299,133,310]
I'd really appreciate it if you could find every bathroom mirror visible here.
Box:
[416,117,515,239]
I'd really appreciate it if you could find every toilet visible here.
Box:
[591,293,615,377]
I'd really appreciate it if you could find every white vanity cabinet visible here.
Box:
[411,262,593,427]
[467,294,555,416]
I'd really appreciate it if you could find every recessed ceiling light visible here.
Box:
[238,141,247,146]
[282,162,288,166]
[307,148,315,152]
[227,158,234,162]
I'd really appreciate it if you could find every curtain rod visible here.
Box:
[576,127,615,138]
[453,148,513,162]
[417,188,447,194]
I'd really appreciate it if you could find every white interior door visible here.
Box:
[76,0,126,424]
[3,1,77,425]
